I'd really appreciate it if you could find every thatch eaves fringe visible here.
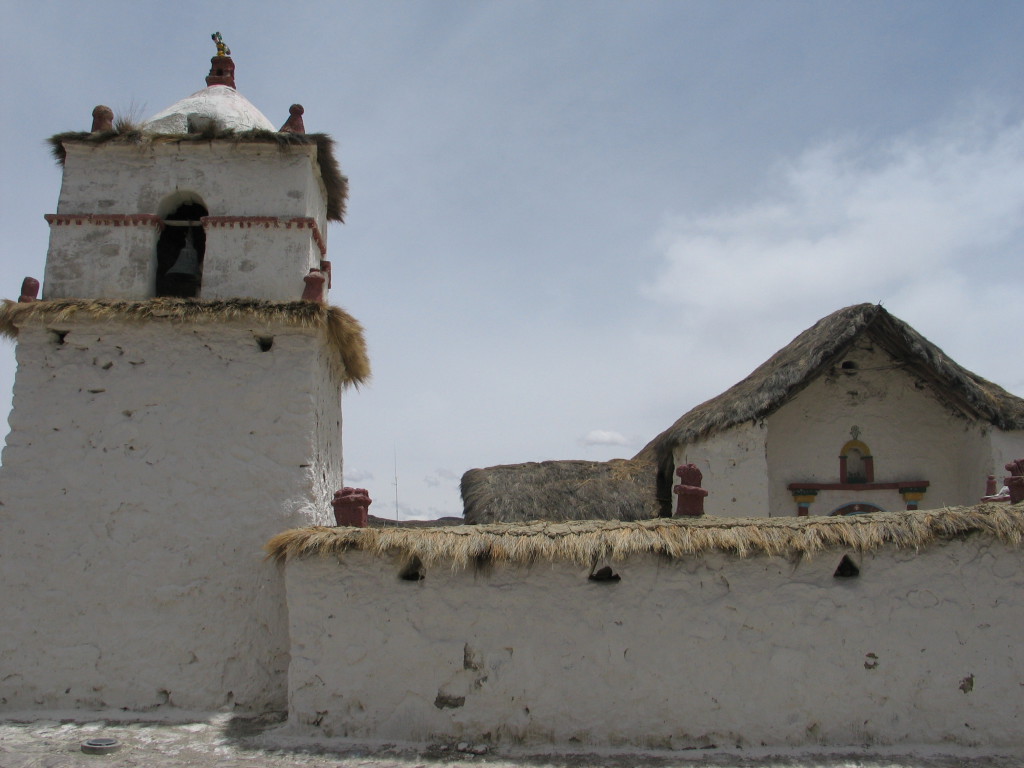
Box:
[636,303,1024,468]
[0,298,370,387]
[266,502,1023,568]
[461,458,660,524]
[47,129,348,222]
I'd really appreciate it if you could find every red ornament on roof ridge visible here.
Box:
[280,104,305,134]
[91,105,113,133]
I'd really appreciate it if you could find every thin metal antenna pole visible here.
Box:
[393,446,399,522]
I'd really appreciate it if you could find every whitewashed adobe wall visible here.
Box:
[284,537,1023,749]
[43,142,328,302]
[675,421,769,517]
[0,318,340,712]
[766,343,998,515]
[991,429,1024,486]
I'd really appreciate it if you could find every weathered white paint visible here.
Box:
[44,142,328,302]
[284,537,1023,749]
[991,429,1024,485]
[766,343,990,515]
[143,86,276,134]
[0,319,341,712]
[674,343,1020,517]
[201,223,323,302]
[43,221,160,299]
[675,421,769,517]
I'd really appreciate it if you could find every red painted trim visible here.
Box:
[202,216,281,226]
[44,213,328,256]
[201,216,327,255]
[45,213,164,229]
[786,481,929,492]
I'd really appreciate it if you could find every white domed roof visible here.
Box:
[143,86,276,134]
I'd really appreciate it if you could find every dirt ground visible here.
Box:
[0,714,1018,768]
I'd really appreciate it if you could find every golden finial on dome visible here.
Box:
[211,32,231,58]
[206,32,236,88]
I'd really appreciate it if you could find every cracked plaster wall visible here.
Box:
[0,320,340,712]
[285,537,1023,748]
[44,143,328,302]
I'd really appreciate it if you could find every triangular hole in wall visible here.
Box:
[399,556,425,581]
[833,555,860,579]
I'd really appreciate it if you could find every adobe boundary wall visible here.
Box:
[283,535,1023,749]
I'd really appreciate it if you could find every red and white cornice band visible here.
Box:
[201,217,326,256]
[44,214,327,256]
[44,213,165,229]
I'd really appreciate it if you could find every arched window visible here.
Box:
[155,200,207,298]
[839,439,874,484]
[846,446,866,483]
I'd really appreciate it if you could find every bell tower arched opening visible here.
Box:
[156,199,208,298]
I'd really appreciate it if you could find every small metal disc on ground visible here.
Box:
[81,736,122,755]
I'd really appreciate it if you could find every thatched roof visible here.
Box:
[463,304,1024,523]
[47,128,348,222]
[0,298,370,387]
[267,502,1024,568]
[638,303,1024,469]
[460,458,660,525]
[369,515,465,528]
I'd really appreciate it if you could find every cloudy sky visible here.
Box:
[2,1,1022,519]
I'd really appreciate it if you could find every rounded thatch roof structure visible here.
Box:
[461,457,660,525]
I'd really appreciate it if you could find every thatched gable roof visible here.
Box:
[638,303,1024,470]
[0,298,370,387]
[47,128,348,222]
[267,502,1024,568]
[462,304,1024,524]
[460,458,660,525]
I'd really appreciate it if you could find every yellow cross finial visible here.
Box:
[211,32,231,58]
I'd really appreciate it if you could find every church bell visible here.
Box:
[167,228,200,278]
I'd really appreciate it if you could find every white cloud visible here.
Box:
[644,111,1024,343]
[582,430,630,447]
[423,468,460,488]
[344,468,374,484]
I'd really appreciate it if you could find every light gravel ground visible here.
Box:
[0,714,1018,768]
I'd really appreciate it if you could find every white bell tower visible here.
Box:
[0,37,368,713]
